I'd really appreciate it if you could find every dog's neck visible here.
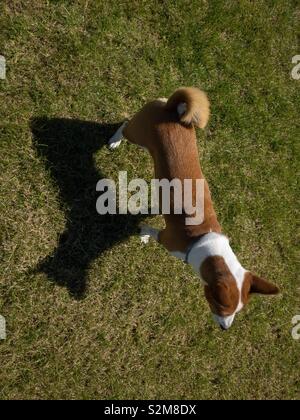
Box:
[182,232,246,290]
[188,233,235,268]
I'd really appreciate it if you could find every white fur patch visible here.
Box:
[213,314,235,330]
[140,234,151,244]
[170,250,186,260]
[108,122,127,149]
[108,139,122,150]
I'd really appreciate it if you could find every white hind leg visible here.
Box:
[108,122,127,150]
[140,225,159,244]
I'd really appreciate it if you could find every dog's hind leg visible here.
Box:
[108,121,127,150]
[140,224,160,244]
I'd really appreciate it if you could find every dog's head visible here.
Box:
[200,255,279,330]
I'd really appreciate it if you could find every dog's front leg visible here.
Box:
[108,121,127,150]
[140,225,160,244]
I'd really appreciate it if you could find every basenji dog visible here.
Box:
[108,87,279,330]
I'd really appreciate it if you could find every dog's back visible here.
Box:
[123,87,221,250]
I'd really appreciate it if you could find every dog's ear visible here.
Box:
[249,273,279,295]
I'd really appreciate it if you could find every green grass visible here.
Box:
[0,0,299,400]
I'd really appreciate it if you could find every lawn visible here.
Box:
[0,0,299,400]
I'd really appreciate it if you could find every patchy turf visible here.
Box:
[0,0,299,400]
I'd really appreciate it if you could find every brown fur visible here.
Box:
[201,256,239,316]
[201,258,279,317]
[123,89,221,252]
[243,272,279,298]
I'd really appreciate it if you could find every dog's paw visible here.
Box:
[139,225,158,244]
[140,225,151,244]
[140,234,151,244]
[108,138,122,150]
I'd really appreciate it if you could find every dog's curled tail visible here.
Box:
[165,87,210,129]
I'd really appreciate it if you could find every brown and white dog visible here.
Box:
[108,87,279,330]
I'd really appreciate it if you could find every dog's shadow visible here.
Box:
[30,117,144,299]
